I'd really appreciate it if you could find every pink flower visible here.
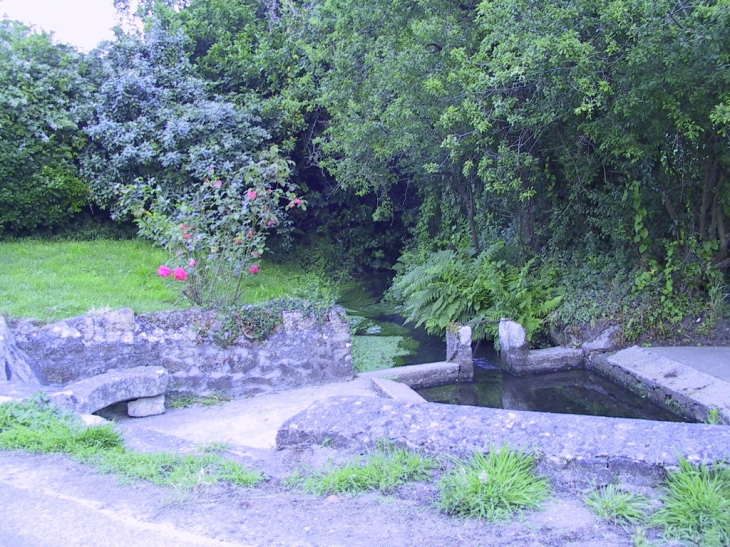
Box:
[246,230,253,238]
[267,188,273,193]
[247,190,257,200]
[183,233,191,239]
[249,264,260,274]
[209,165,215,171]
[173,268,188,281]
[158,265,172,277]
[214,180,223,188]
[189,259,197,267]
[181,224,187,230]
[293,198,303,206]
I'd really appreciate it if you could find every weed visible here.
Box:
[0,394,124,455]
[90,450,263,489]
[0,395,262,491]
[197,441,230,454]
[167,394,231,409]
[288,441,438,495]
[706,408,722,425]
[584,483,651,526]
[652,458,730,546]
[436,445,550,521]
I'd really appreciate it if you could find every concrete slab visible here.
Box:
[648,346,730,383]
[594,346,730,424]
[116,377,379,450]
[276,396,730,487]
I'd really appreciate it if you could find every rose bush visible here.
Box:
[124,147,305,308]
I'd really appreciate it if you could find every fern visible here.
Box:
[388,245,563,347]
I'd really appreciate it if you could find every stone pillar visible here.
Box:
[0,316,39,383]
[499,318,529,373]
[446,324,473,382]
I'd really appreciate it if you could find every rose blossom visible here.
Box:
[158,265,172,277]
[249,264,260,274]
[173,268,188,281]
[189,259,197,267]
[247,190,257,200]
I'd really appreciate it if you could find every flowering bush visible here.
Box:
[122,147,306,308]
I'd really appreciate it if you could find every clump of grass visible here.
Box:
[90,450,262,489]
[652,458,730,546]
[437,445,550,521]
[0,393,124,455]
[197,441,230,454]
[167,394,231,409]
[0,395,262,491]
[584,483,651,526]
[288,441,438,495]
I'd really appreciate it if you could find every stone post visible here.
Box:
[499,318,529,373]
[446,324,473,382]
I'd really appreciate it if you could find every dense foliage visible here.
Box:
[2,0,729,341]
[0,21,90,234]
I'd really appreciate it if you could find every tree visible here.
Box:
[0,20,90,235]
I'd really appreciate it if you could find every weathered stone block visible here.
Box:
[48,366,169,414]
[499,319,529,371]
[582,325,622,353]
[127,394,165,417]
[446,325,473,381]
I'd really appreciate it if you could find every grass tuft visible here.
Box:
[652,458,730,546]
[0,394,262,491]
[436,445,550,521]
[584,483,651,525]
[288,441,438,495]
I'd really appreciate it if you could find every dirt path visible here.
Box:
[0,448,642,547]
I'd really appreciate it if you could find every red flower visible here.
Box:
[158,265,172,277]
[173,268,188,281]
[247,190,257,200]
[183,233,191,239]
[249,264,260,274]
[293,198,303,206]
[246,230,254,238]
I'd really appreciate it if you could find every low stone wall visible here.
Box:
[3,306,353,402]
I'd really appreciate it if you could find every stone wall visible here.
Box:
[5,306,353,400]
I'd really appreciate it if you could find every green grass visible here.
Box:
[0,239,184,321]
[167,394,232,409]
[287,441,438,495]
[0,394,262,491]
[584,483,651,526]
[436,446,551,521]
[0,239,338,322]
[651,458,730,546]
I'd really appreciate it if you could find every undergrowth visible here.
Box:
[651,458,730,546]
[583,483,651,526]
[436,445,550,521]
[0,394,262,490]
[286,441,438,495]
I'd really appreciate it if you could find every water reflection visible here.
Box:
[417,355,688,422]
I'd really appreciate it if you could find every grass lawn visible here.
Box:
[0,239,337,322]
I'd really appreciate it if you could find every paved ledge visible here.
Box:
[593,346,730,424]
[367,377,427,403]
[359,361,459,390]
[276,396,730,487]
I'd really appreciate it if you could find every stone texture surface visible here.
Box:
[582,325,623,353]
[0,316,39,384]
[48,366,169,415]
[367,377,426,404]
[127,394,166,417]
[593,346,730,424]
[499,318,529,370]
[7,306,353,399]
[521,347,584,374]
[446,325,474,381]
[360,361,460,390]
[277,396,730,487]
